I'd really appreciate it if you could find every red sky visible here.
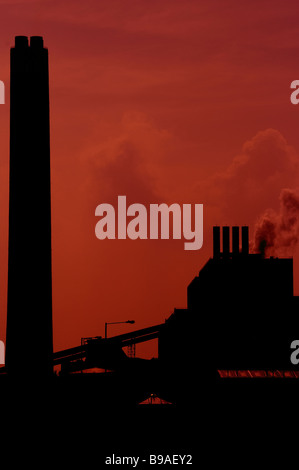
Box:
[1,0,299,357]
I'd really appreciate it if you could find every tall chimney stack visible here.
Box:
[6,36,53,376]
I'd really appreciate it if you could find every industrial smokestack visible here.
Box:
[6,36,53,376]
[232,226,239,256]
[213,226,220,259]
[241,226,249,256]
[222,226,230,257]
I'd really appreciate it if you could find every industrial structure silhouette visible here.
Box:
[6,35,53,376]
[1,37,299,411]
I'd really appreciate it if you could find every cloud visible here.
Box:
[84,111,171,204]
[202,128,299,222]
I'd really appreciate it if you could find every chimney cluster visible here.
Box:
[213,226,249,259]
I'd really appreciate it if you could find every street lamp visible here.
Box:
[104,320,135,339]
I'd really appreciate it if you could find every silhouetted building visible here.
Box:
[158,226,299,403]
[6,36,53,375]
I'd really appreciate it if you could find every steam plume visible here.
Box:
[253,188,299,257]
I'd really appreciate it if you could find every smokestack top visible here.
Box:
[241,225,249,255]
[30,36,44,48]
[232,226,240,255]
[222,226,230,257]
[14,36,29,48]
[14,36,44,49]
[213,225,249,259]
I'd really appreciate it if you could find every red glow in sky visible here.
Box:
[1,0,299,355]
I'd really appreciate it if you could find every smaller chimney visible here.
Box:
[241,226,249,255]
[213,226,220,259]
[232,226,239,256]
[222,226,230,257]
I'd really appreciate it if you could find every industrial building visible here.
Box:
[159,225,299,403]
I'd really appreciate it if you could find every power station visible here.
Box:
[1,37,299,406]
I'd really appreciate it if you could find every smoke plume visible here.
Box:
[253,188,299,257]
